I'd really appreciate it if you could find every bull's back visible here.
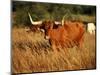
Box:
[64,22,85,41]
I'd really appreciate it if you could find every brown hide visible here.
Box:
[42,20,85,50]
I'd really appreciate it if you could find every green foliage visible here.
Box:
[12,1,96,27]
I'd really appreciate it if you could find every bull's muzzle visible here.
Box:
[45,36,50,40]
[40,29,45,33]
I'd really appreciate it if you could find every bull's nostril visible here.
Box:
[45,36,50,40]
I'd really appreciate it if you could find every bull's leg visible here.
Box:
[52,44,58,52]
[50,41,58,52]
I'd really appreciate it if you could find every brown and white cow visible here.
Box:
[41,20,85,50]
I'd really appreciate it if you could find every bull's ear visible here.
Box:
[53,21,61,29]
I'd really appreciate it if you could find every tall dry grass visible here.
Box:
[12,27,96,74]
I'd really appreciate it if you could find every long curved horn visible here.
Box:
[61,14,67,26]
[28,12,34,25]
[28,13,42,25]
[33,21,42,25]
[54,21,61,25]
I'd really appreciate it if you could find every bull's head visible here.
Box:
[41,20,53,39]
[41,20,62,40]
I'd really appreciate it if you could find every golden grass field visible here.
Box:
[12,27,96,74]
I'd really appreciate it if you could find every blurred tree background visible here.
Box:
[12,1,96,27]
